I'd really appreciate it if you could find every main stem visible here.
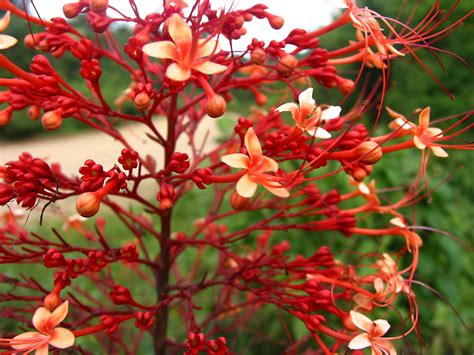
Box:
[154,95,178,355]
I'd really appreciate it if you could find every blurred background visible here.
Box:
[0,0,472,353]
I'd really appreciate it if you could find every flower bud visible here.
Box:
[343,314,359,331]
[24,34,36,48]
[90,0,108,13]
[110,285,132,305]
[351,167,367,182]
[63,2,84,18]
[76,192,101,217]
[44,293,61,311]
[0,107,13,126]
[204,94,226,118]
[354,141,383,165]
[28,105,41,121]
[268,15,284,29]
[41,109,63,130]
[250,48,266,65]
[134,92,150,110]
[277,54,298,76]
[337,77,356,94]
[230,190,250,210]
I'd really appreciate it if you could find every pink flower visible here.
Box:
[348,310,397,355]
[221,128,289,198]
[143,14,227,81]
[0,301,75,354]
[276,88,341,138]
[0,11,17,50]
[388,107,448,158]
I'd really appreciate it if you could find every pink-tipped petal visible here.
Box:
[193,61,227,75]
[32,307,52,333]
[373,319,391,337]
[261,156,279,173]
[49,301,69,328]
[49,328,75,349]
[35,343,49,355]
[221,153,250,169]
[430,146,448,158]
[167,14,192,53]
[196,38,220,58]
[263,182,290,198]
[244,128,263,163]
[0,11,11,32]
[321,105,341,121]
[275,102,298,114]
[348,333,371,350]
[165,63,191,81]
[413,135,426,150]
[236,174,258,198]
[142,41,179,60]
[418,107,430,131]
[298,88,316,112]
[350,310,373,332]
[0,34,17,50]
[374,277,385,294]
[385,107,404,119]
[11,332,47,350]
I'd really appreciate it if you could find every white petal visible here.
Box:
[298,88,315,109]
[350,310,373,332]
[275,102,298,114]
[221,153,250,169]
[307,127,331,139]
[321,105,341,121]
[373,319,391,336]
[430,146,448,158]
[348,333,371,350]
[236,174,258,198]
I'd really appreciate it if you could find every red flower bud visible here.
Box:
[63,2,85,19]
[157,183,176,210]
[230,190,250,210]
[135,312,154,330]
[277,54,298,76]
[0,107,13,126]
[28,105,41,121]
[268,15,284,29]
[110,285,133,305]
[134,92,150,110]
[90,0,108,13]
[41,109,63,130]
[250,47,266,65]
[205,94,227,118]
[44,293,61,311]
[76,191,101,217]
[43,248,66,268]
[354,141,383,165]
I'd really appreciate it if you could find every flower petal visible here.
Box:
[165,63,191,81]
[142,41,179,60]
[244,128,262,163]
[275,102,299,114]
[11,332,47,350]
[430,146,448,158]
[374,277,385,293]
[261,156,279,173]
[350,310,373,332]
[413,135,426,150]
[49,301,69,328]
[221,153,250,169]
[418,107,430,131]
[236,174,258,198]
[49,328,75,349]
[0,11,11,32]
[348,333,371,350]
[196,38,220,58]
[307,127,331,139]
[298,88,316,112]
[373,319,391,337]
[0,34,17,50]
[321,105,341,121]
[263,182,290,198]
[35,343,50,355]
[167,14,192,53]
[32,307,52,333]
[193,61,227,75]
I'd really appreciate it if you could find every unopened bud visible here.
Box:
[354,141,383,165]
[0,107,13,126]
[205,94,226,118]
[277,54,298,76]
[337,77,356,94]
[268,15,284,30]
[351,167,367,182]
[76,192,101,217]
[44,293,61,311]
[254,91,267,106]
[63,2,84,18]
[24,34,36,48]
[134,92,150,110]
[250,48,266,65]
[90,0,108,13]
[230,190,250,210]
[342,314,359,331]
[41,109,63,130]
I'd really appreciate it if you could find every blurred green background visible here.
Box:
[0,0,472,353]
